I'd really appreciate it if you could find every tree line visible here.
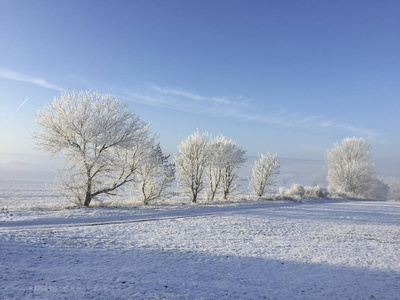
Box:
[33,91,394,207]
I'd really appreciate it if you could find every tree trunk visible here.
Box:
[84,182,92,207]
[223,189,228,200]
[192,190,197,203]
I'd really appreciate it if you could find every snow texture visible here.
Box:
[1,200,399,299]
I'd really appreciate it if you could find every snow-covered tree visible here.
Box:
[364,176,389,200]
[204,135,246,201]
[34,90,152,207]
[136,143,175,205]
[249,153,280,198]
[205,136,225,202]
[219,137,246,200]
[174,130,211,203]
[385,177,400,201]
[326,137,381,198]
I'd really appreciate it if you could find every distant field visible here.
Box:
[0,157,327,209]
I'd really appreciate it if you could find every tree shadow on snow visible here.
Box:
[1,240,399,299]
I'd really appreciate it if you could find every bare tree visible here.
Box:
[249,153,280,198]
[174,130,211,203]
[136,143,175,205]
[326,137,378,198]
[34,90,152,207]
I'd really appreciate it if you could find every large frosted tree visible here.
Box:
[326,137,387,198]
[34,90,152,207]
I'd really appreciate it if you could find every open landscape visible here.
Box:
[2,1,399,299]
[1,166,400,299]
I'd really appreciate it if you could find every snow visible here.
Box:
[1,199,399,299]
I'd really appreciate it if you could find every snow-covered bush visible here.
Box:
[288,184,305,197]
[326,137,383,199]
[304,185,328,199]
[174,130,211,203]
[279,184,304,199]
[34,91,152,207]
[136,143,175,205]
[384,177,400,201]
[279,184,328,200]
[249,153,280,198]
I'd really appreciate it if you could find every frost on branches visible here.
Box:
[174,131,211,203]
[250,153,280,198]
[33,91,152,207]
[326,137,388,199]
[174,131,246,202]
[136,143,175,205]
[205,135,246,201]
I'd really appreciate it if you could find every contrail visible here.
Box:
[7,98,29,121]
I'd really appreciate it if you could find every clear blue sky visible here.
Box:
[0,0,399,176]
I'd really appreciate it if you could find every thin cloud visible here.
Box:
[112,84,381,140]
[0,68,62,91]
[150,85,250,107]
[320,120,378,141]
[121,86,319,128]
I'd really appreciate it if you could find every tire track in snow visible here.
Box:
[0,202,301,231]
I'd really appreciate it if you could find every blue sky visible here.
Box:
[0,0,399,176]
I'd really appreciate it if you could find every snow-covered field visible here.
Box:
[1,162,399,299]
[1,199,399,299]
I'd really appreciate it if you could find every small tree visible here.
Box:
[219,137,246,200]
[250,153,280,198]
[174,130,211,203]
[136,143,175,205]
[205,136,225,201]
[34,90,152,207]
[326,137,384,198]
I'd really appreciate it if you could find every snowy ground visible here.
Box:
[1,200,399,299]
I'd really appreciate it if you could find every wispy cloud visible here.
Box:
[120,85,319,128]
[319,120,378,141]
[119,85,378,139]
[0,67,62,91]
[150,85,250,107]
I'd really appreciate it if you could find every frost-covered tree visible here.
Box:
[34,91,152,207]
[326,137,380,198]
[205,136,224,201]
[219,138,246,200]
[385,177,400,201]
[204,135,246,201]
[249,153,280,198]
[364,176,389,200]
[174,131,211,203]
[136,143,175,205]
